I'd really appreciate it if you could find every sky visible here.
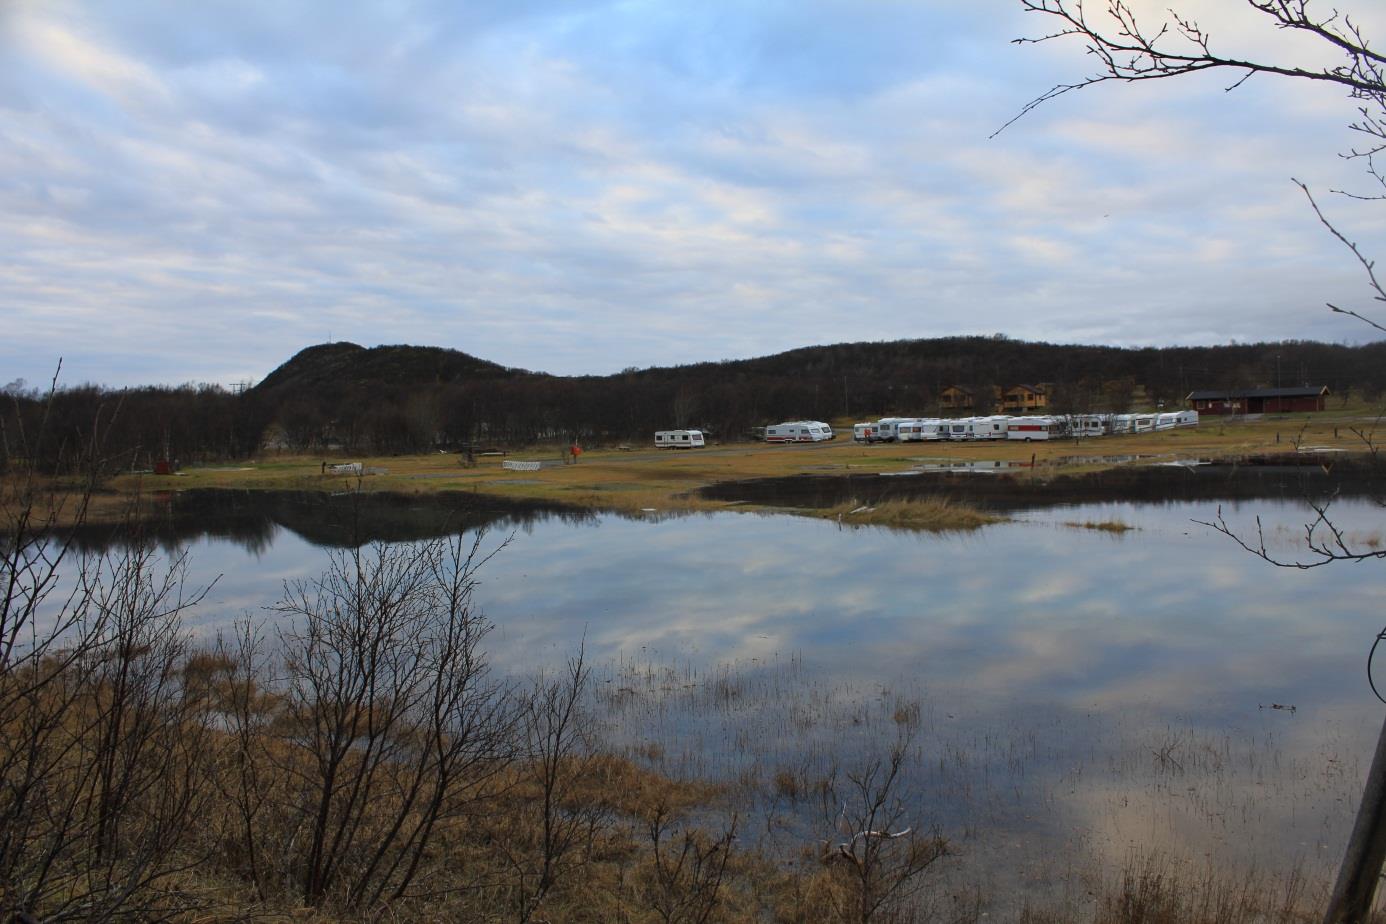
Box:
[3,0,1386,388]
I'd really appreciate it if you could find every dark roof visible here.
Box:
[1185,386,1329,400]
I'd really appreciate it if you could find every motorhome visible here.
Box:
[765,421,834,442]
[1006,416,1055,441]
[655,429,705,449]
[896,418,944,442]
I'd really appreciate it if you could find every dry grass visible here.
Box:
[15,408,1372,525]
[821,496,1005,531]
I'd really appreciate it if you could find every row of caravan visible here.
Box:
[655,410,1198,448]
[853,411,1198,443]
[658,421,838,448]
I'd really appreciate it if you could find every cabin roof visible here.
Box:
[1185,386,1329,400]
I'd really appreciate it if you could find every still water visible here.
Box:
[98,484,1386,904]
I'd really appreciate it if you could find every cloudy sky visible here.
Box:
[3,1,1385,388]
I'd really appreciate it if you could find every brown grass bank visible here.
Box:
[819,496,1006,531]
[84,409,1374,520]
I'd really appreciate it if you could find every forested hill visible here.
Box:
[7,336,1386,469]
[226,334,1386,453]
[257,336,1386,401]
[253,342,538,396]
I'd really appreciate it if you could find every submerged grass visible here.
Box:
[595,652,1381,924]
[1064,519,1137,533]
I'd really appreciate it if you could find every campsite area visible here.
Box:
[100,406,1381,524]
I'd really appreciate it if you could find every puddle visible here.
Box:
[906,459,1033,473]
[700,454,1382,512]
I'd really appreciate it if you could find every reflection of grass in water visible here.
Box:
[589,653,1365,919]
[1063,519,1136,533]
[820,497,1004,531]
[1263,523,1384,555]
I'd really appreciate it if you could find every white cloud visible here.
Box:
[2,1,1385,385]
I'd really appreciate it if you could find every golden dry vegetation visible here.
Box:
[78,408,1379,529]
[820,497,1005,531]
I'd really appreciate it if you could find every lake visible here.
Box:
[68,469,1386,909]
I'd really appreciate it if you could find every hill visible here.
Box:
[253,342,537,397]
[8,335,1386,472]
[239,335,1386,452]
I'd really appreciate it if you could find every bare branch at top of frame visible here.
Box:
[1001,0,1386,138]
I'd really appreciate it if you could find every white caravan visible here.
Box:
[973,415,1012,440]
[1154,412,1181,430]
[942,417,997,440]
[1006,416,1055,441]
[1111,413,1155,434]
[655,429,705,449]
[872,417,911,442]
[940,418,975,440]
[766,421,834,443]
[1175,410,1199,428]
[1071,414,1109,437]
[852,422,876,442]
[897,418,945,442]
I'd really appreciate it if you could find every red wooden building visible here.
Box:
[1185,386,1329,414]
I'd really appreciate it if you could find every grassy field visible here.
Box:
[96,408,1379,526]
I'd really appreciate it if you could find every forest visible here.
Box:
[4,335,1385,470]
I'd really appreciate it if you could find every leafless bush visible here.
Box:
[817,732,949,924]
[502,646,609,923]
[1,376,215,922]
[231,532,516,910]
[1,542,214,920]
[637,803,738,924]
